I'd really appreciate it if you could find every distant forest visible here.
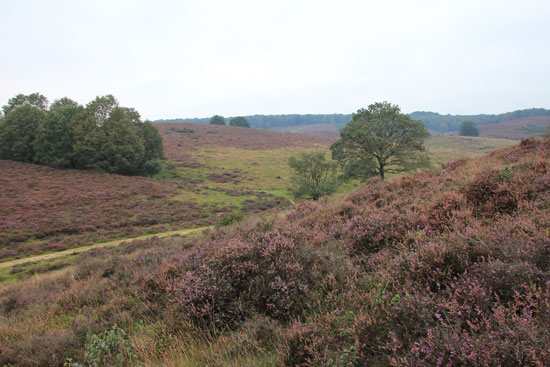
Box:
[155,114,353,130]
[155,108,550,133]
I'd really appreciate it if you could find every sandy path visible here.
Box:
[0,226,211,270]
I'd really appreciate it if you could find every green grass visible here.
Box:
[0,255,76,284]
[425,135,516,166]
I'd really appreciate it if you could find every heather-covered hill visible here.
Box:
[156,123,336,161]
[1,138,550,366]
[477,116,550,139]
[290,124,340,137]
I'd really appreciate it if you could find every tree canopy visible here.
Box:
[331,102,430,180]
[0,93,164,176]
[459,120,479,136]
[0,104,45,162]
[209,115,226,125]
[288,151,338,200]
[2,93,48,116]
[229,116,250,127]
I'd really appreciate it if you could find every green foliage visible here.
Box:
[288,151,338,200]
[459,120,479,136]
[65,325,135,367]
[94,109,145,174]
[50,97,80,111]
[215,210,244,228]
[33,104,83,168]
[0,105,45,162]
[2,92,48,115]
[138,121,164,161]
[229,116,250,127]
[143,159,163,177]
[0,93,164,176]
[210,115,226,125]
[331,102,430,180]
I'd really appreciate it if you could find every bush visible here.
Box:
[66,325,135,367]
[142,159,162,177]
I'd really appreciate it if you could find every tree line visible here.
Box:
[158,108,550,133]
[410,108,550,133]
[0,93,163,176]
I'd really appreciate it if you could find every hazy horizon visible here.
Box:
[2,0,549,120]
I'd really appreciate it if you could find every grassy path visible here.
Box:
[0,226,211,270]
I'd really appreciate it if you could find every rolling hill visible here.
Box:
[1,137,549,366]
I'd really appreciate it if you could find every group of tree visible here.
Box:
[0,93,164,176]
[289,102,430,200]
[208,115,251,127]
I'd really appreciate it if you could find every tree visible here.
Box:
[459,120,479,136]
[331,102,430,181]
[229,116,250,127]
[143,159,163,177]
[209,115,226,125]
[94,107,145,174]
[138,121,164,161]
[34,103,83,168]
[288,151,338,200]
[50,97,80,111]
[72,96,118,168]
[0,105,45,162]
[2,93,48,116]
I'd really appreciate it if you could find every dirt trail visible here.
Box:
[0,226,211,270]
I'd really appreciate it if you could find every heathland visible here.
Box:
[0,123,515,265]
[1,119,548,365]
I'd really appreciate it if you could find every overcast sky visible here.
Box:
[1,0,549,119]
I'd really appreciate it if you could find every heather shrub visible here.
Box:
[425,191,469,232]
[343,207,422,255]
[403,302,550,367]
[465,168,528,216]
[162,225,350,328]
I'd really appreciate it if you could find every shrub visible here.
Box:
[425,192,469,232]
[142,159,162,177]
[66,325,135,367]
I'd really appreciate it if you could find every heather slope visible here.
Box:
[1,138,550,366]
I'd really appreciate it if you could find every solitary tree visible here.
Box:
[288,151,338,200]
[229,116,250,127]
[459,120,479,136]
[331,102,430,181]
[209,115,226,125]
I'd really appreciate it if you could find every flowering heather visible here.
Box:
[156,122,336,161]
[1,138,550,366]
[0,160,210,259]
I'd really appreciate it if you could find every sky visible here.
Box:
[1,0,549,120]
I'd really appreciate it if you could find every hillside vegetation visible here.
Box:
[0,123,518,264]
[1,138,549,366]
[476,116,550,139]
[0,124,334,262]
